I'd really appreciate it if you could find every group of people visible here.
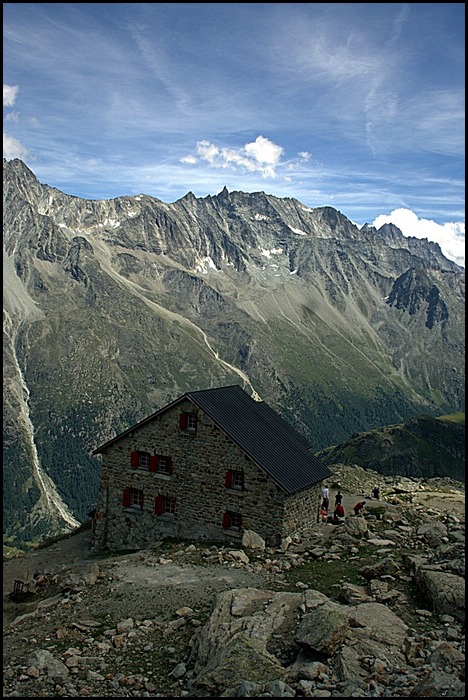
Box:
[319,485,346,525]
[319,484,378,525]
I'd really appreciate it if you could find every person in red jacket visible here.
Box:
[334,503,345,519]
[353,500,366,516]
[327,502,345,524]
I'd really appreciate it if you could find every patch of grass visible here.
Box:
[437,411,465,424]
[281,549,368,598]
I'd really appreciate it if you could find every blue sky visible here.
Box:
[3,3,465,266]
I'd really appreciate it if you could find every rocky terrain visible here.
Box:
[3,465,465,697]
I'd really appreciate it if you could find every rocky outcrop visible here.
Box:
[3,473,464,697]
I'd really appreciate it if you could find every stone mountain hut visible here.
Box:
[91,384,333,550]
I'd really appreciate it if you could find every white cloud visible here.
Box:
[244,135,284,174]
[3,84,28,160]
[3,132,28,160]
[192,135,285,179]
[180,154,197,164]
[3,84,19,107]
[372,208,465,268]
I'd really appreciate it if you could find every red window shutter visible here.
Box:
[223,511,230,529]
[225,471,232,488]
[179,413,187,429]
[167,457,173,474]
[149,455,158,472]
[130,451,139,468]
[123,488,131,507]
[155,496,163,515]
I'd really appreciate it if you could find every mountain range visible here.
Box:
[3,158,465,543]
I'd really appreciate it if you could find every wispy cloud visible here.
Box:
[3,83,28,159]
[2,2,464,264]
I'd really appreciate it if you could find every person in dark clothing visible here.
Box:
[334,491,343,506]
[372,486,380,500]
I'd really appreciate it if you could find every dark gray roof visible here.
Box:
[186,385,332,494]
[93,384,333,494]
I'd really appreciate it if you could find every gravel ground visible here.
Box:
[4,469,464,629]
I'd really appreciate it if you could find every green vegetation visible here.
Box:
[437,411,465,424]
[282,551,366,597]
[318,412,465,481]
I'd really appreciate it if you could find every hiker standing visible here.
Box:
[321,484,330,513]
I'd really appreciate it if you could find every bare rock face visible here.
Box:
[192,632,287,695]
[295,602,350,655]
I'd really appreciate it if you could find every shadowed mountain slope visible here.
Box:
[317,412,465,481]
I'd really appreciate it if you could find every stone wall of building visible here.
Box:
[282,485,323,537]
[93,399,320,550]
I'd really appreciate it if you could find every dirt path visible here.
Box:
[3,529,95,600]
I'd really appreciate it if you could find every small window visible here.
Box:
[154,455,173,474]
[123,487,144,510]
[131,451,151,470]
[223,510,243,530]
[225,470,244,491]
[155,495,177,516]
[179,412,197,433]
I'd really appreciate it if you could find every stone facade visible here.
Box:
[93,398,323,551]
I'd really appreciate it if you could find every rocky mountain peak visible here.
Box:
[2,159,465,543]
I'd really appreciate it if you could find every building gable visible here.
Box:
[93,384,332,495]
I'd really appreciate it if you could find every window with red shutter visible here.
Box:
[131,451,151,470]
[155,494,176,515]
[180,412,197,433]
[225,470,244,490]
[149,455,158,472]
[155,495,163,515]
[124,488,144,510]
[153,455,173,474]
[223,510,242,530]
